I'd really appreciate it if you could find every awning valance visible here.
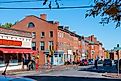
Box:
[0,48,37,54]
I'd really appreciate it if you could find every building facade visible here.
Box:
[0,27,36,71]
[12,14,106,66]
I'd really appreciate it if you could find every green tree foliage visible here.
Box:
[43,0,120,28]
[1,23,13,28]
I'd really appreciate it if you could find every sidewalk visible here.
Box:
[0,65,78,76]
[102,73,121,79]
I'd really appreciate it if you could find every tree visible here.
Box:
[1,23,13,28]
[43,0,120,28]
[85,0,120,28]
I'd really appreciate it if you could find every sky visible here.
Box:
[0,0,121,50]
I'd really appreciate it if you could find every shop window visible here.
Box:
[28,22,35,28]
[5,54,18,66]
[18,54,22,63]
[59,54,61,57]
[55,54,58,57]
[40,41,45,50]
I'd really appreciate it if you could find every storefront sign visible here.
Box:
[0,39,22,46]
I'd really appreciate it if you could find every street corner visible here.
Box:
[102,73,121,79]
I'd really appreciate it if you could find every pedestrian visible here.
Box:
[94,59,98,69]
[35,57,39,71]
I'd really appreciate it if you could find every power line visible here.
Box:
[0,5,94,10]
[0,0,43,4]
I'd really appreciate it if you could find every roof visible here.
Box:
[0,27,32,38]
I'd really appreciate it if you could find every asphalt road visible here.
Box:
[23,64,121,81]
[25,76,121,81]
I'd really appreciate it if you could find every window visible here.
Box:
[41,32,45,38]
[48,41,54,50]
[40,41,45,50]
[49,31,53,37]
[5,54,18,65]
[28,22,35,28]
[32,42,36,50]
[32,32,36,38]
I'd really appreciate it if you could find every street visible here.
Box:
[16,64,121,81]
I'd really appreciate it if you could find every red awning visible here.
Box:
[0,48,37,54]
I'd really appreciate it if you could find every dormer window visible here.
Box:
[28,22,35,28]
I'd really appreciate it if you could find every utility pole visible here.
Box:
[116,44,120,76]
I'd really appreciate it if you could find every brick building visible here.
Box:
[12,14,105,65]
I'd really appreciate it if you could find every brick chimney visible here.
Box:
[40,14,47,20]
[91,35,94,41]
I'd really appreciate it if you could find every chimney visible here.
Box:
[54,21,59,26]
[40,14,47,20]
[91,35,94,41]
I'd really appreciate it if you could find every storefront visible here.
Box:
[0,27,37,71]
[53,50,64,65]
[64,50,74,63]
[44,50,64,65]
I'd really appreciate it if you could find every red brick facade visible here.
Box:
[12,14,106,65]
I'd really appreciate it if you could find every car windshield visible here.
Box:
[1,0,120,81]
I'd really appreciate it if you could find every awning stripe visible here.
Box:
[0,48,37,54]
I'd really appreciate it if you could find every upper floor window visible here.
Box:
[48,41,54,50]
[32,42,36,50]
[49,31,53,37]
[40,41,45,50]
[40,32,45,38]
[32,32,36,38]
[28,22,35,28]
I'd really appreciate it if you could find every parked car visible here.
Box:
[103,59,112,66]
[0,75,36,81]
[116,59,121,71]
[98,60,103,64]
[79,59,88,66]
[88,59,94,65]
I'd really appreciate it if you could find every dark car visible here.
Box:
[0,75,36,81]
[88,59,94,65]
[103,59,112,66]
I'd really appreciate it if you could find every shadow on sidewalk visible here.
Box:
[78,65,120,73]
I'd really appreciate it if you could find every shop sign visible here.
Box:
[0,39,22,46]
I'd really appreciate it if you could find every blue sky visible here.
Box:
[0,0,120,50]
